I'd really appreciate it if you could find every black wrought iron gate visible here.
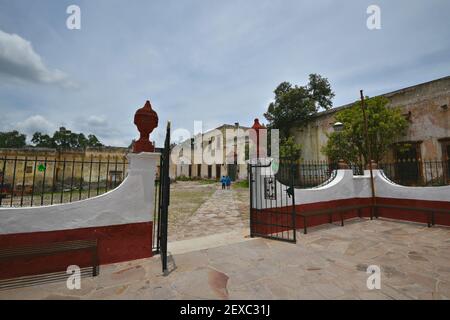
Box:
[248,161,297,243]
[153,122,171,273]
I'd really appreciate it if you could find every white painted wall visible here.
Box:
[0,152,159,235]
[374,170,450,202]
[251,158,450,209]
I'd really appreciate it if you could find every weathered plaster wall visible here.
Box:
[171,124,251,180]
[292,76,450,161]
[0,147,129,188]
[388,78,450,159]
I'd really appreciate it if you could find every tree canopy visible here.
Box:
[32,127,103,149]
[0,130,27,148]
[279,136,302,160]
[0,127,104,150]
[264,74,335,138]
[321,96,409,164]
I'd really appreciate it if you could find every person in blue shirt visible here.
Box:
[220,176,226,189]
[225,176,231,190]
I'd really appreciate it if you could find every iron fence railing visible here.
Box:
[379,159,450,186]
[0,155,128,207]
[275,159,339,188]
[274,158,449,188]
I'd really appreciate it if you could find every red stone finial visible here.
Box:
[133,100,158,153]
[251,118,265,158]
[251,118,264,131]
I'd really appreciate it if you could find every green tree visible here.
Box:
[32,127,104,149]
[31,132,57,148]
[87,134,103,147]
[322,96,408,164]
[264,74,334,138]
[0,130,27,148]
[77,133,88,149]
[53,127,75,149]
[280,136,302,160]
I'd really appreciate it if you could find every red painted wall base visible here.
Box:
[252,197,450,237]
[0,221,153,280]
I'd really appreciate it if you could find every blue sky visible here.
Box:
[0,0,449,146]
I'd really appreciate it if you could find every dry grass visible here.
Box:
[232,186,250,219]
[167,181,216,230]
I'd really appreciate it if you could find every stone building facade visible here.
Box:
[293,76,450,161]
[171,123,250,181]
[0,147,129,195]
[292,76,450,184]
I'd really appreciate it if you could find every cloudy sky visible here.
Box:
[0,0,449,147]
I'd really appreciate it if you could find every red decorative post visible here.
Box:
[133,100,159,153]
[251,118,265,159]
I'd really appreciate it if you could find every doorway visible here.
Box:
[216,164,221,180]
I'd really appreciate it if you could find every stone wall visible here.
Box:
[0,147,129,190]
[292,76,450,161]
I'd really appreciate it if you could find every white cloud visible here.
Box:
[86,115,108,128]
[72,115,130,146]
[16,115,56,137]
[0,29,76,87]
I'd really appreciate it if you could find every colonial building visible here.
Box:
[292,76,450,184]
[293,76,450,162]
[171,123,250,181]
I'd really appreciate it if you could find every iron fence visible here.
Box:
[379,159,450,186]
[273,158,449,188]
[275,159,366,188]
[275,159,338,188]
[0,155,128,207]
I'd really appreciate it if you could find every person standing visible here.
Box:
[220,176,226,190]
[225,175,231,190]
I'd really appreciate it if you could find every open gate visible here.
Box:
[153,122,171,272]
[249,160,297,243]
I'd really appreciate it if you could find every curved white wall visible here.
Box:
[251,159,450,209]
[374,170,450,202]
[0,152,159,235]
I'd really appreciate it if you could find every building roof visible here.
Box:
[176,123,251,147]
[193,123,251,138]
[211,123,251,132]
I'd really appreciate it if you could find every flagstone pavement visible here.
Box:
[2,219,450,300]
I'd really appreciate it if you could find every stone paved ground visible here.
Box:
[2,219,449,300]
[168,183,249,242]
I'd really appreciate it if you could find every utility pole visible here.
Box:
[360,90,376,219]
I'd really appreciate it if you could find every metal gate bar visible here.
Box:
[249,161,296,243]
[152,122,171,272]
[159,122,171,272]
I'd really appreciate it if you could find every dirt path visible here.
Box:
[168,185,249,242]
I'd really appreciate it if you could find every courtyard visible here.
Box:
[167,181,249,242]
[1,179,449,300]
